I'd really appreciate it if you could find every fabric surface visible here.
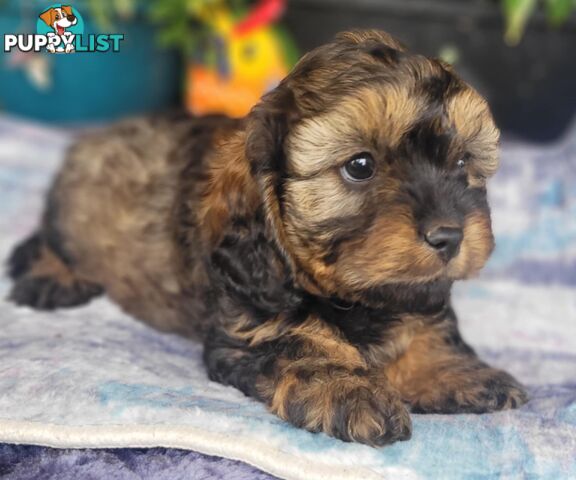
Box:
[0,444,278,480]
[0,115,575,479]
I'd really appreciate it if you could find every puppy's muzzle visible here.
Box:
[425,225,463,262]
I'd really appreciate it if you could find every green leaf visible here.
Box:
[112,0,137,20]
[88,0,115,31]
[186,0,222,16]
[545,0,576,26]
[502,0,537,46]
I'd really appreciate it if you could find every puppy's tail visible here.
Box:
[6,232,103,310]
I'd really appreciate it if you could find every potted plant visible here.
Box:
[150,0,298,118]
[0,0,182,123]
[0,0,297,123]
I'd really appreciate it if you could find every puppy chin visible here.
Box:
[348,277,453,313]
[378,248,490,288]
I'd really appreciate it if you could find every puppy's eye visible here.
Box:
[457,153,471,169]
[341,153,375,182]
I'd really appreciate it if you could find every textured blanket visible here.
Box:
[0,116,575,479]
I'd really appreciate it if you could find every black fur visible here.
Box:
[9,275,103,310]
[7,229,103,310]
[209,209,303,321]
[203,327,275,399]
[6,233,42,280]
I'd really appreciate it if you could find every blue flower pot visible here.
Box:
[0,1,182,124]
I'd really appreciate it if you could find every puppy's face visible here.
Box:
[39,6,77,34]
[249,31,499,303]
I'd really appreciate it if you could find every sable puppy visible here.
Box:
[8,30,528,446]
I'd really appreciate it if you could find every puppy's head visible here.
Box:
[39,6,77,33]
[246,30,499,305]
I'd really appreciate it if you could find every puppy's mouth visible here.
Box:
[56,25,65,35]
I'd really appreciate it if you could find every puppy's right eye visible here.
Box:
[341,153,376,183]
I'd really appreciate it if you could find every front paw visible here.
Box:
[331,385,412,446]
[273,374,412,446]
[411,367,528,414]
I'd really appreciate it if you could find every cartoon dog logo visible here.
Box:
[39,5,77,53]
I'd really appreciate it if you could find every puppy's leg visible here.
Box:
[7,233,102,310]
[7,233,43,281]
[386,310,528,414]
[204,317,412,446]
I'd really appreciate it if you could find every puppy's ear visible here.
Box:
[242,85,304,292]
[203,93,304,319]
[245,84,300,233]
[39,8,56,27]
[245,85,299,177]
[62,6,74,16]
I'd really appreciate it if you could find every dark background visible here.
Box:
[283,0,576,142]
[1,0,575,142]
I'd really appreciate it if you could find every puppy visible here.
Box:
[7,30,527,446]
[39,5,77,53]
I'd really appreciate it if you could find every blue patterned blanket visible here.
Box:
[0,116,575,479]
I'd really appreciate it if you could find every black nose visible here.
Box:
[425,226,463,261]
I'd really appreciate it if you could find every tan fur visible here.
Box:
[288,317,366,368]
[197,131,261,248]
[287,86,424,177]
[446,89,500,177]
[448,211,495,279]
[385,323,526,412]
[48,117,232,337]
[227,314,288,346]
[255,321,412,446]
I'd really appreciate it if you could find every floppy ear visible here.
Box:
[39,8,56,27]
[245,85,298,176]
[62,5,74,16]
[206,87,304,320]
[244,84,300,246]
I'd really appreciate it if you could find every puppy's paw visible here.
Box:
[9,275,103,310]
[273,373,412,447]
[331,386,412,446]
[411,367,528,414]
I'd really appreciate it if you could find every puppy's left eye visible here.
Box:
[341,153,376,182]
[457,153,471,169]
